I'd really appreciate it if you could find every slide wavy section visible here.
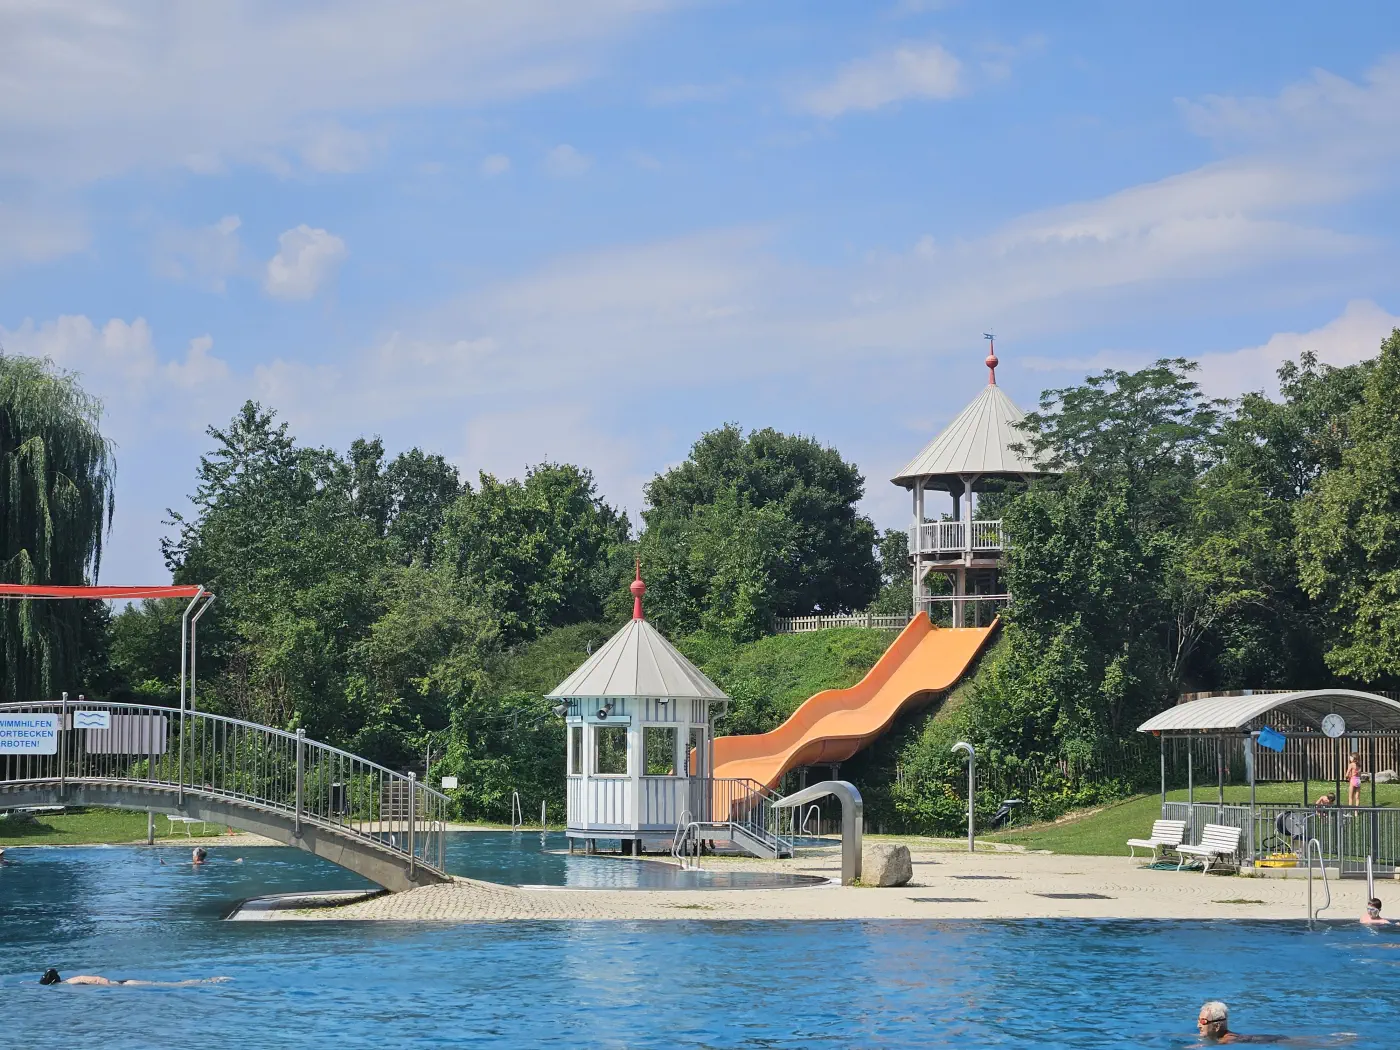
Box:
[712,615,997,790]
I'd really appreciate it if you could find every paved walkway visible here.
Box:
[270,842,1371,922]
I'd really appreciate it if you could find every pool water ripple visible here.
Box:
[2,842,1398,1048]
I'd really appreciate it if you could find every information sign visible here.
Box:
[0,713,58,754]
[74,710,111,730]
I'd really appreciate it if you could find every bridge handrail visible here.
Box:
[0,700,450,805]
[0,698,449,878]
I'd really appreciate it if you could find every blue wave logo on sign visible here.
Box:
[74,710,111,730]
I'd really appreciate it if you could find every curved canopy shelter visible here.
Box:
[891,339,1052,626]
[0,583,214,713]
[1138,690,1400,873]
[1138,689,1400,735]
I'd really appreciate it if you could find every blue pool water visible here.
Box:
[444,831,828,888]
[3,844,1399,1048]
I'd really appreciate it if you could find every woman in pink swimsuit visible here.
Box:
[1346,753,1362,807]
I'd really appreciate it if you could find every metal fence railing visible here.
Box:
[775,612,912,633]
[0,699,449,878]
[1162,800,1400,876]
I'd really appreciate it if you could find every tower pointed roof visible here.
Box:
[891,342,1045,488]
[546,567,728,700]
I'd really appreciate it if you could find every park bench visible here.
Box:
[1126,819,1186,863]
[1176,823,1242,876]
[165,815,208,838]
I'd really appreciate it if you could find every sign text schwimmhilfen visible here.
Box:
[0,714,59,754]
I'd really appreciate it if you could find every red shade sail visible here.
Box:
[0,584,206,600]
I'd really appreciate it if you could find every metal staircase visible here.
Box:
[682,777,794,860]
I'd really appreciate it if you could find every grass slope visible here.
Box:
[989,783,1400,855]
[679,628,894,736]
[0,807,229,847]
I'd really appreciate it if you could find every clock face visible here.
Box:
[1321,713,1346,739]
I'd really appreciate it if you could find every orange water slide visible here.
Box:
[711,614,998,790]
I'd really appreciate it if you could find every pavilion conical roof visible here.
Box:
[546,617,728,700]
[892,381,1043,487]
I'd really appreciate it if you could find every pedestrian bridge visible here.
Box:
[0,700,451,892]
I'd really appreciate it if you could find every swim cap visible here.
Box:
[40,969,60,985]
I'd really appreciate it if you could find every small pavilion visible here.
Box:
[1138,688,1400,875]
[547,568,728,854]
[891,340,1048,624]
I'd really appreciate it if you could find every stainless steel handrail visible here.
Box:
[0,699,450,878]
[510,791,523,831]
[1306,837,1331,927]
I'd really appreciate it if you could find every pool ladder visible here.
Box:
[1306,837,1331,928]
[671,811,702,870]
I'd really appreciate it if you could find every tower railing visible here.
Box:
[910,519,1005,555]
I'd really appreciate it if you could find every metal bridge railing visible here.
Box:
[0,699,449,878]
[687,776,794,857]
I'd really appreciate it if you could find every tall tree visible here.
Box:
[640,425,878,638]
[1296,329,1400,682]
[437,463,631,644]
[0,355,115,700]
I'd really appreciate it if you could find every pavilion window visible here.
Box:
[593,724,629,776]
[644,726,678,776]
[568,726,582,775]
[689,726,705,776]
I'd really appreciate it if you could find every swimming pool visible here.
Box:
[3,845,1397,1048]
[444,831,828,888]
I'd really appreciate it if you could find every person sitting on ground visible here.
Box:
[192,846,207,865]
[40,969,229,987]
[1362,898,1391,925]
[1196,1001,1286,1044]
[1315,793,1336,810]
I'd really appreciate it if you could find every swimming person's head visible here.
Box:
[1197,1001,1229,1041]
[192,847,207,864]
[40,969,60,985]
[1368,897,1383,917]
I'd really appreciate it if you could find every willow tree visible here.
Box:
[0,355,114,700]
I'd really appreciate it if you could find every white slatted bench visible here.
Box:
[1126,819,1186,863]
[1176,824,1242,876]
[165,815,208,838]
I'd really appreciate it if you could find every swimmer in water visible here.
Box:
[192,847,207,865]
[1362,897,1391,925]
[40,969,229,987]
[1196,1001,1287,1044]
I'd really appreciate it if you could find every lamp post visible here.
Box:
[952,741,976,852]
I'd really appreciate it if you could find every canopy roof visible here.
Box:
[547,617,728,701]
[1138,689,1400,734]
[892,382,1045,489]
[0,584,205,600]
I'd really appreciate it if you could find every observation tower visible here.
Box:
[547,566,729,854]
[891,339,1048,625]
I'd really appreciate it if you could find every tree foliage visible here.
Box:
[639,425,878,639]
[1296,329,1400,682]
[0,355,115,700]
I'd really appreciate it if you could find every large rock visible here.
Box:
[862,843,913,887]
[1375,770,1398,784]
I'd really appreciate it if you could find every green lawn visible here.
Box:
[0,807,230,847]
[987,782,1400,856]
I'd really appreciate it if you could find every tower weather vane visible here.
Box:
[983,332,998,385]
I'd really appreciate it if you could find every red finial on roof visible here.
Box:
[631,559,646,620]
[983,332,998,385]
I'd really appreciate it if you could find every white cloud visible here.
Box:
[0,0,674,184]
[298,123,376,174]
[480,153,512,177]
[0,201,89,271]
[799,42,962,117]
[153,215,243,292]
[1195,300,1400,398]
[545,144,592,177]
[264,226,348,301]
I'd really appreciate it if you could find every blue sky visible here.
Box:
[2,1,1399,585]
